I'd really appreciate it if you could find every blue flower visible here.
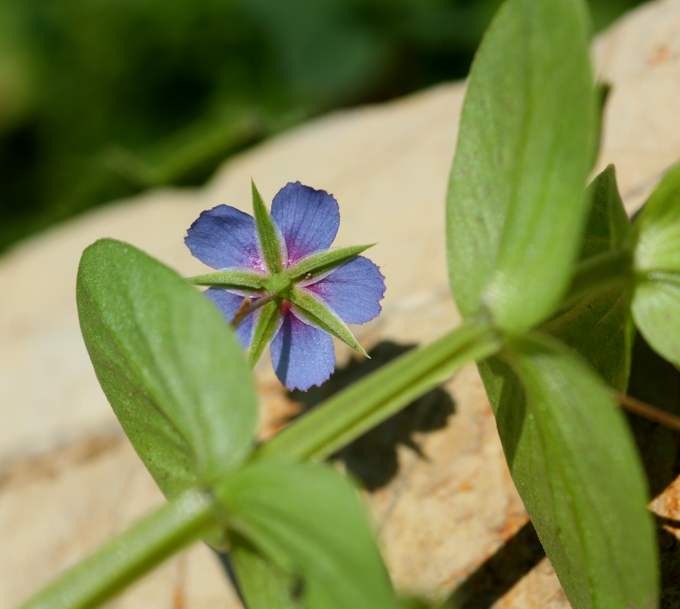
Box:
[185,182,385,391]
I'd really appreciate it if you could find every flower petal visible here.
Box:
[270,311,335,391]
[185,204,264,271]
[205,288,255,348]
[305,256,385,324]
[271,182,340,264]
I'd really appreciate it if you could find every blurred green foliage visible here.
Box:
[0,0,642,251]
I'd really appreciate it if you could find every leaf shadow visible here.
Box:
[288,340,457,491]
[443,332,680,608]
[441,515,680,609]
[442,521,543,609]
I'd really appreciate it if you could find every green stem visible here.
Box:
[19,490,216,609]
[559,249,632,312]
[257,319,501,462]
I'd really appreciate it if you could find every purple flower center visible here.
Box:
[280,300,292,316]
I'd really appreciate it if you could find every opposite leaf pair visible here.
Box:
[446,0,660,607]
[185,181,385,390]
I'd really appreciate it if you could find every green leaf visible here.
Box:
[580,164,631,259]
[446,0,596,332]
[544,164,634,390]
[559,250,632,314]
[482,334,658,609]
[289,286,368,357]
[543,285,634,391]
[632,276,680,367]
[77,239,258,498]
[252,180,284,273]
[188,269,267,291]
[286,244,374,281]
[634,162,680,274]
[230,541,299,609]
[559,165,632,312]
[248,300,282,366]
[631,163,680,366]
[215,460,397,609]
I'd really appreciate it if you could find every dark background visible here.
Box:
[0,0,644,251]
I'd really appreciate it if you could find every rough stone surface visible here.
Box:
[2,1,680,607]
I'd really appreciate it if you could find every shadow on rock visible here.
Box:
[288,340,456,492]
[443,521,543,609]
[444,332,680,608]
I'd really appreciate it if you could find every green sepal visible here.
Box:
[286,244,374,281]
[252,180,284,274]
[188,269,267,291]
[289,286,368,357]
[249,300,282,367]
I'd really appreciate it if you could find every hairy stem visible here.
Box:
[257,319,501,462]
[231,294,275,328]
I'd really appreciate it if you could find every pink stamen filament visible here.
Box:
[231,294,276,328]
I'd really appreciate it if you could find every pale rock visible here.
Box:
[593,0,680,209]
